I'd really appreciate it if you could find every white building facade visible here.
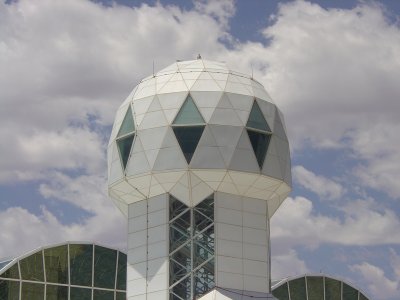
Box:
[107,59,292,300]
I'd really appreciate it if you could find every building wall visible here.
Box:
[127,194,169,299]
[215,192,270,294]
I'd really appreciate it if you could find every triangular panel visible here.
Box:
[153,147,188,171]
[139,110,168,130]
[262,153,283,180]
[125,151,151,177]
[173,126,205,163]
[190,146,226,169]
[246,130,271,168]
[246,101,271,132]
[173,95,205,125]
[157,91,188,110]
[117,105,135,138]
[117,134,135,170]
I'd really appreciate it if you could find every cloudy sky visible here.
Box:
[1,0,400,298]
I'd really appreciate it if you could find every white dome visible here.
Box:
[107,59,291,218]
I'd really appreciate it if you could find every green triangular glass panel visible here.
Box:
[0,263,19,279]
[173,126,205,163]
[117,106,135,138]
[117,134,135,169]
[173,95,204,125]
[247,129,271,168]
[246,101,270,132]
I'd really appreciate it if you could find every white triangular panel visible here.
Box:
[178,172,189,188]
[192,170,226,182]
[111,180,135,194]
[284,159,292,186]
[225,81,253,96]
[262,154,283,180]
[217,146,236,166]
[267,136,278,157]
[133,95,155,115]
[209,108,242,126]
[153,147,187,171]
[216,94,233,108]
[134,78,156,100]
[189,171,202,188]
[217,173,239,195]
[156,73,174,90]
[251,81,272,102]
[208,125,242,148]
[267,193,283,218]
[158,79,188,94]
[229,130,259,172]
[191,78,222,92]
[229,171,258,187]
[169,183,190,206]
[147,96,162,112]
[128,175,152,194]
[191,91,223,108]
[154,171,185,184]
[226,93,253,112]
[139,127,168,150]
[191,182,214,206]
[236,129,253,150]
[273,108,288,141]
[197,72,213,80]
[138,110,168,130]
[148,176,166,198]
[235,110,250,126]
[199,108,216,123]
[109,159,124,185]
[160,127,179,148]
[274,137,289,163]
[229,148,260,173]
[163,109,179,123]
[190,146,226,169]
[131,136,144,154]
[251,176,281,190]
[125,151,151,177]
[157,91,188,110]
[144,149,160,169]
[196,126,217,147]
[209,72,228,82]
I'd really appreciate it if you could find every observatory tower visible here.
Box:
[107,59,291,300]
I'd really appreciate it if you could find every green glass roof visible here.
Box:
[0,243,127,300]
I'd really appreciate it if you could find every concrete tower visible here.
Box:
[107,59,291,300]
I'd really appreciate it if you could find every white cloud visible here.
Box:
[351,262,399,299]
[194,0,235,29]
[0,173,126,258]
[293,165,344,200]
[0,0,230,183]
[271,196,400,249]
[219,1,400,200]
[271,249,308,280]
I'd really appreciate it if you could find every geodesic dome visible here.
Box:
[108,59,291,217]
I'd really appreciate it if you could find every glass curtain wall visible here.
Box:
[0,243,127,300]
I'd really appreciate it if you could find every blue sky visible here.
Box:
[0,0,400,299]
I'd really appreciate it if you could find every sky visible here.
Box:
[0,0,399,298]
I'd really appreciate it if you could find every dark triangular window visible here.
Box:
[172,95,205,163]
[116,105,136,170]
[246,100,272,168]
